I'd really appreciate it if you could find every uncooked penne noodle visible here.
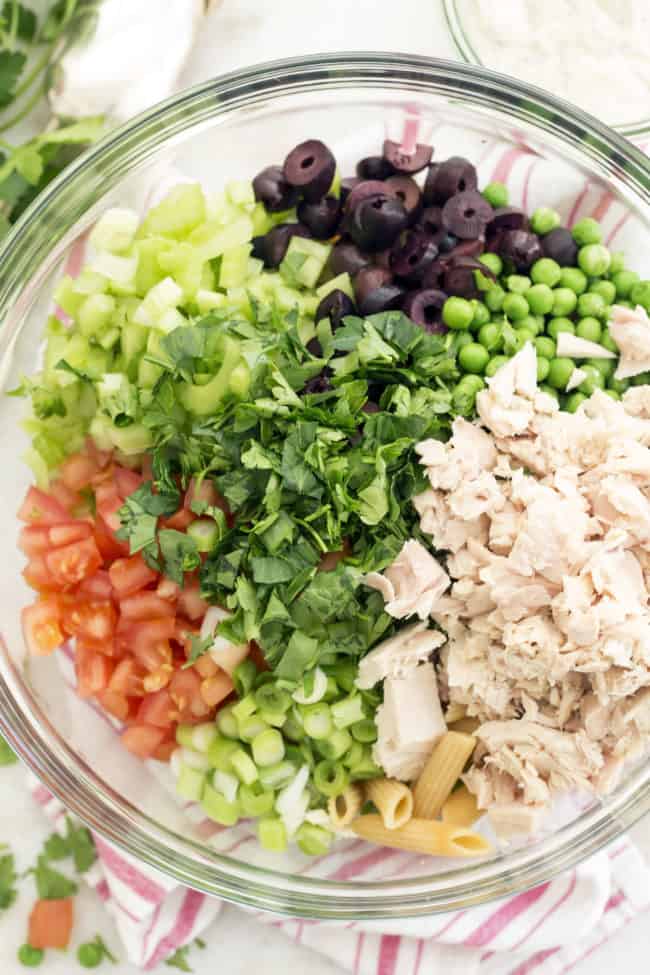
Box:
[413,731,477,819]
[352,814,491,857]
[441,785,482,828]
[328,784,363,829]
[449,716,480,735]
[365,778,413,830]
[444,701,467,724]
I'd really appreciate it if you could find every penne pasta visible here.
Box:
[441,785,483,828]
[413,731,477,819]
[449,716,480,735]
[328,784,363,829]
[351,814,492,857]
[365,778,413,830]
[444,702,467,724]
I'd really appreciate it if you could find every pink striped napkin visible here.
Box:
[23,122,650,973]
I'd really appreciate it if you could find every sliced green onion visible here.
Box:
[229,748,258,785]
[175,724,195,747]
[187,517,222,552]
[313,760,349,797]
[342,741,364,769]
[254,671,275,689]
[216,704,239,739]
[315,729,352,761]
[181,747,211,772]
[213,768,240,804]
[255,683,292,715]
[191,722,219,754]
[258,816,287,852]
[239,782,275,817]
[233,658,258,697]
[295,822,333,856]
[323,676,340,702]
[283,714,305,742]
[231,693,257,724]
[327,660,357,693]
[258,760,296,790]
[331,695,365,730]
[300,702,332,739]
[348,749,382,780]
[258,708,287,728]
[207,736,239,771]
[238,714,270,742]
[351,719,378,744]
[292,667,327,705]
[284,744,305,768]
[252,728,285,767]
[176,765,206,802]
[201,783,240,826]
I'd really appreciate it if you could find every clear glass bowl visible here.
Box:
[2,53,650,920]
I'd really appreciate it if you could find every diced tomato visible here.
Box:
[45,537,102,588]
[84,436,111,470]
[184,478,219,510]
[118,615,176,648]
[18,524,51,557]
[109,657,146,696]
[170,667,211,719]
[119,592,176,621]
[156,577,179,601]
[60,452,100,492]
[48,521,93,548]
[194,654,219,679]
[152,739,177,762]
[121,724,167,759]
[75,644,114,698]
[22,598,64,656]
[94,515,129,561]
[177,581,208,621]
[136,688,174,728]
[23,555,57,592]
[200,670,234,708]
[97,690,130,722]
[249,640,269,672]
[78,636,118,659]
[76,570,113,600]
[95,482,123,532]
[28,898,74,950]
[109,553,158,598]
[114,466,143,499]
[18,486,70,525]
[62,598,117,641]
[48,480,80,514]
[162,507,194,531]
[132,640,173,675]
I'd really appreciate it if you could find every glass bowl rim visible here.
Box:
[1,51,650,919]
[441,0,650,138]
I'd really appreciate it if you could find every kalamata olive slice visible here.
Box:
[306,336,322,356]
[402,289,448,332]
[418,205,444,236]
[421,258,450,290]
[329,240,371,277]
[252,165,298,212]
[353,266,394,305]
[390,230,438,284]
[344,179,396,215]
[315,289,356,328]
[374,248,392,270]
[432,230,458,254]
[356,156,395,180]
[348,196,409,251]
[542,227,578,266]
[447,237,485,261]
[442,191,493,239]
[443,256,486,298]
[358,285,404,316]
[487,206,529,234]
[340,177,360,205]
[251,235,267,262]
[297,195,342,239]
[384,175,422,224]
[283,139,336,202]
[259,223,312,268]
[383,139,433,175]
[499,229,544,271]
[424,156,478,204]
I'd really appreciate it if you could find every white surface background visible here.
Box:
[2,0,650,972]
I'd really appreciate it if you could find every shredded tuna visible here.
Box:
[365,539,450,620]
[609,304,650,380]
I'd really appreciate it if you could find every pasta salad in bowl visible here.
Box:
[3,55,650,917]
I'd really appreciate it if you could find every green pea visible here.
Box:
[485,284,505,312]
[585,357,615,380]
[479,253,503,276]
[559,266,588,294]
[616,299,634,308]
[456,373,485,394]
[77,943,103,968]
[452,375,484,415]
[577,291,607,319]
[536,356,550,383]
[612,269,640,299]
[513,328,536,349]
[600,327,618,352]
[603,388,621,400]
[531,257,562,287]
[530,207,561,235]
[526,283,554,315]
[478,322,503,351]
[17,945,44,967]
[571,217,602,245]
[455,330,473,349]
[514,314,541,335]
[608,251,626,275]
[575,317,602,342]
[506,274,532,295]
[443,296,474,330]
[539,383,560,402]
[578,243,611,277]
[470,299,490,329]
[608,376,629,394]
[502,292,529,321]
[589,280,616,305]
[459,342,490,374]
[482,181,509,208]
[548,317,575,339]
[485,355,510,377]
[565,391,587,412]
[535,335,556,359]
[630,280,650,312]
[551,287,577,316]
[578,365,606,395]
[547,357,576,389]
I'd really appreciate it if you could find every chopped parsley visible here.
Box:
[0,850,17,910]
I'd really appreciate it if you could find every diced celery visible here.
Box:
[134,237,168,294]
[98,327,120,351]
[89,253,138,294]
[228,361,250,398]
[201,783,240,826]
[258,761,295,790]
[134,276,183,326]
[207,736,239,771]
[97,373,137,423]
[44,331,70,377]
[138,357,162,388]
[157,241,205,299]
[216,704,239,740]
[191,722,219,754]
[121,321,148,371]
[90,207,139,253]
[139,183,207,239]
[280,237,331,290]
[230,748,258,786]
[219,244,253,289]
[73,270,108,296]
[247,257,264,278]
[78,293,116,336]
[274,284,303,313]
[295,822,333,856]
[176,765,206,802]
[181,747,211,772]
[156,308,188,334]
[250,202,274,236]
[189,215,253,261]
[258,816,287,852]
[195,289,226,314]
[88,415,114,451]
[315,272,354,301]
[226,179,255,209]
[213,769,240,804]
[239,783,275,818]
[53,275,84,318]
[24,447,50,488]
[178,336,242,415]
[231,693,257,724]
[331,695,365,730]
[107,422,152,454]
